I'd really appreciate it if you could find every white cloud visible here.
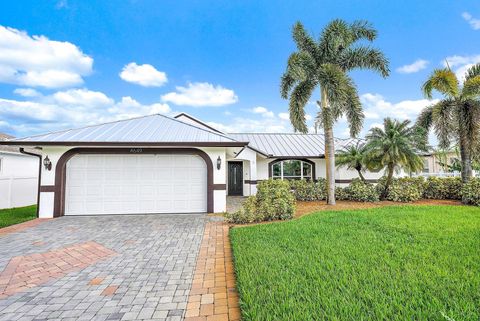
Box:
[0,89,171,136]
[462,12,480,30]
[161,82,238,107]
[278,112,289,120]
[0,25,93,88]
[396,59,429,74]
[13,88,41,97]
[444,54,480,80]
[361,93,438,121]
[119,62,167,87]
[251,106,274,117]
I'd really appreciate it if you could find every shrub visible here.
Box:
[461,178,480,206]
[424,177,462,200]
[289,179,327,201]
[335,186,349,201]
[344,179,379,202]
[385,177,424,202]
[226,179,295,224]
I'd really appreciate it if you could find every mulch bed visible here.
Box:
[295,199,463,217]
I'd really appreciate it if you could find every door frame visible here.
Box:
[227,161,244,196]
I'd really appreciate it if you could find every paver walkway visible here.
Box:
[185,220,240,321]
[0,214,206,321]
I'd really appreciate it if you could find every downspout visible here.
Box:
[19,148,41,218]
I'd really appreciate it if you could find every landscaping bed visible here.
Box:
[0,205,37,229]
[230,205,480,320]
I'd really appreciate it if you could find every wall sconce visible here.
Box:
[216,156,221,170]
[43,155,52,171]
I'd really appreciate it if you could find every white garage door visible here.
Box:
[65,154,207,215]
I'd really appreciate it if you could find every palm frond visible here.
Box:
[280,72,295,99]
[431,99,455,148]
[422,68,459,99]
[340,46,390,76]
[349,20,377,42]
[286,51,316,81]
[343,86,364,137]
[292,22,319,59]
[465,63,480,81]
[462,75,480,99]
[288,80,316,133]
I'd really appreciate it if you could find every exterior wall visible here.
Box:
[227,147,258,196]
[422,152,458,174]
[0,152,39,209]
[37,146,228,218]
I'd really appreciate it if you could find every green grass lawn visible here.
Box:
[230,205,480,321]
[0,205,37,229]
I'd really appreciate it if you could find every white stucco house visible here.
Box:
[0,113,385,218]
[0,133,40,210]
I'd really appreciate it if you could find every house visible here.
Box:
[0,113,386,218]
[0,133,40,210]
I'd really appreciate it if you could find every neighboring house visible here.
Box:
[0,113,386,218]
[421,150,461,176]
[0,133,39,210]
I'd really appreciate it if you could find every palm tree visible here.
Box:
[336,142,368,182]
[365,118,426,198]
[280,19,389,204]
[417,64,480,183]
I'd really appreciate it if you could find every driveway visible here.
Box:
[0,214,206,321]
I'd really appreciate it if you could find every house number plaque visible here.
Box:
[129,148,143,153]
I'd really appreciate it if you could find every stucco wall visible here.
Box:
[37,146,228,218]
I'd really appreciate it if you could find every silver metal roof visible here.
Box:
[228,133,358,157]
[6,114,246,146]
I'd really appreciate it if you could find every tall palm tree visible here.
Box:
[365,118,426,198]
[417,64,480,182]
[336,141,368,182]
[280,20,389,204]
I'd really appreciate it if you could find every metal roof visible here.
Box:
[228,133,359,157]
[4,114,247,146]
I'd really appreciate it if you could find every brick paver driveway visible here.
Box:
[0,214,206,321]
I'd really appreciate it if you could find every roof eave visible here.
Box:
[0,141,249,147]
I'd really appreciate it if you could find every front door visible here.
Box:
[228,162,243,196]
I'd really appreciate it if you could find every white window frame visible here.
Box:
[271,160,312,180]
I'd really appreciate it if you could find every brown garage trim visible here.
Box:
[53,148,215,217]
[268,158,316,179]
[39,185,56,192]
[213,184,226,190]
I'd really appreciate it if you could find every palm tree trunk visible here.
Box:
[357,169,366,183]
[321,88,336,205]
[382,163,394,199]
[459,128,473,183]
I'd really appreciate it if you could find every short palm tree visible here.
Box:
[280,19,389,204]
[365,118,426,198]
[417,64,480,182]
[336,142,368,182]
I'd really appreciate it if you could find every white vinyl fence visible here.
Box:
[0,176,38,209]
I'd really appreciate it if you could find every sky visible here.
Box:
[0,0,479,141]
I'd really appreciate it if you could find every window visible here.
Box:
[271,160,313,180]
[422,159,429,173]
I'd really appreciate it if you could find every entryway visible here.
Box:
[227,162,243,196]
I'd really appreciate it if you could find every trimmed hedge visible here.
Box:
[461,178,480,206]
[344,179,380,202]
[289,179,327,201]
[226,179,295,224]
[423,177,462,200]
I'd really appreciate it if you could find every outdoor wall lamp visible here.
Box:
[216,156,221,170]
[43,155,52,171]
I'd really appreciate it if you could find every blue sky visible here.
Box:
[0,0,479,139]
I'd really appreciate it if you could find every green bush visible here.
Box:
[461,178,480,206]
[335,186,349,201]
[423,177,462,200]
[226,179,295,224]
[384,177,425,202]
[289,179,326,201]
[344,179,379,202]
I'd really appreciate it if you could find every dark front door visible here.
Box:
[228,162,243,196]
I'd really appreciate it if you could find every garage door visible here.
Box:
[65,154,207,215]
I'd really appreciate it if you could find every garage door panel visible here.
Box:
[65,154,207,215]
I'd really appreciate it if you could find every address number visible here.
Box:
[129,148,143,153]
